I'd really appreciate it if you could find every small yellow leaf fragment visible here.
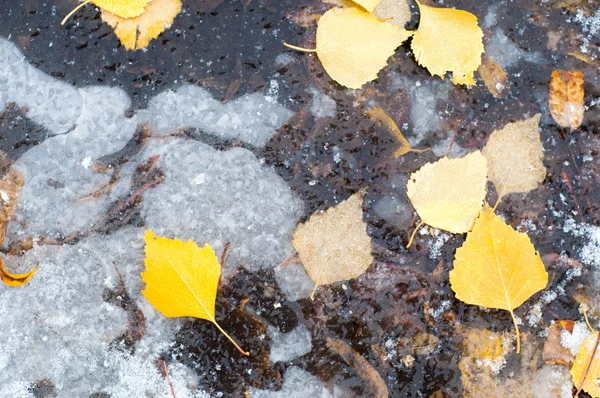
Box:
[142,230,249,355]
[411,0,484,85]
[285,7,413,89]
[482,114,545,203]
[102,0,182,51]
[449,206,548,353]
[406,151,487,234]
[0,260,38,287]
[478,55,510,99]
[549,70,585,131]
[351,0,381,13]
[61,0,152,25]
[367,107,429,157]
[571,331,600,397]
[292,193,374,297]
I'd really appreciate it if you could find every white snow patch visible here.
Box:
[560,321,591,356]
[138,84,294,147]
[309,86,336,119]
[274,261,315,301]
[251,366,332,398]
[269,325,312,363]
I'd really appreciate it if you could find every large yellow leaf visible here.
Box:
[571,331,600,397]
[292,193,374,299]
[449,206,548,353]
[406,151,487,235]
[284,7,413,89]
[0,260,38,287]
[411,0,484,85]
[102,0,182,51]
[61,0,151,25]
[482,114,545,204]
[142,230,249,355]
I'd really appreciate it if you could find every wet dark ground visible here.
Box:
[2,0,600,397]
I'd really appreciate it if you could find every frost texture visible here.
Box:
[269,325,312,363]
[274,261,315,301]
[251,366,332,398]
[0,38,82,135]
[0,229,207,397]
[137,85,294,147]
[0,37,302,396]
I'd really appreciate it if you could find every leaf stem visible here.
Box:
[283,42,318,53]
[212,320,249,356]
[61,0,92,25]
[406,220,425,249]
[492,196,502,211]
[509,309,520,354]
[409,147,431,154]
[310,284,318,301]
[582,305,595,333]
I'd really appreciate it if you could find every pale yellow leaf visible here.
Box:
[351,0,381,13]
[571,331,600,397]
[285,7,413,89]
[449,206,548,352]
[102,0,182,51]
[482,114,545,202]
[406,151,487,234]
[411,0,484,85]
[374,0,412,29]
[292,193,373,297]
[142,230,248,355]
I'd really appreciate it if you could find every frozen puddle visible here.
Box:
[0,37,302,396]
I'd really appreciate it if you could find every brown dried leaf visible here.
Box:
[543,321,576,366]
[0,154,23,244]
[292,192,373,298]
[478,55,510,99]
[549,70,585,131]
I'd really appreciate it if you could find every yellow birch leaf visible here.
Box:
[367,107,429,157]
[449,206,548,353]
[549,70,585,131]
[61,0,151,25]
[571,331,600,397]
[0,260,38,287]
[411,0,484,85]
[292,193,374,299]
[284,7,413,89]
[374,0,412,29]
[142,230,249,355]
[406,151,487,235]
[482,114,545,204]
[102,0,182,51]
[351,0,381,13]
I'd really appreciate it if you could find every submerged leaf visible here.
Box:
[549,70,585,131]
[142,230,249,355]
[406,151,487,234]
[449,206,548,353]
[367,107,429,157]
[102,0,182,51]
[482,114,545,202]
[411,0,484,85]
[374,0,412,29]
[292,193,373,298]
[0,260,38,287]
[478,55,510,98]
[285,7,413,89]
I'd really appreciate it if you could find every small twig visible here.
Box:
[220,241,231,268]
[162,360,177,398]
